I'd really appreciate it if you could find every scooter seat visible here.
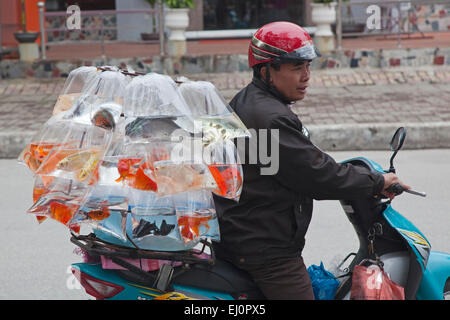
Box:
[172,258,265,300]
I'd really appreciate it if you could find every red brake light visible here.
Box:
[72,268,124,300]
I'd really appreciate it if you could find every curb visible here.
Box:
[308,122,450,151]
[2,122,450,159]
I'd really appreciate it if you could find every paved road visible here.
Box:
[1,149,449,299]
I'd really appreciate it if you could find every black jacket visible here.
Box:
[213,77,385,264]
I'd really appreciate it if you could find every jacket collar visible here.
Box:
[251,76,293,105]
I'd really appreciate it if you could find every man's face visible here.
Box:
[265,61,311,102]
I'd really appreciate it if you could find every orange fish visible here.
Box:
[130,167,157,191]
[208,164,242,198]
[24,141,77,172]
[115,158,141,183]
[177,214,212,243]
[86,207,111,221]
[208,165,228,197]
[49,201,79,226]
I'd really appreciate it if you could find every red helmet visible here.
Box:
[248,21,320,68]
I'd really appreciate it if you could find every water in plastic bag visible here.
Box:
[173,190,220,244]
[68,184,129,241]
[307,262,340,300]
[28,176,87,233]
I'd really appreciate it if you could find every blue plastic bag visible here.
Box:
[307,262,340,300]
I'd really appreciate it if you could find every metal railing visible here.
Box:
[37,2,165,60]
[336,0,450,49]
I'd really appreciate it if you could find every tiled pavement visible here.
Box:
[1,66,450,157]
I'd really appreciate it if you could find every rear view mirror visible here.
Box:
[390,127,406,152]
[389,127,406,173]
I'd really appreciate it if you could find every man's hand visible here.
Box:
[382,173,411,199]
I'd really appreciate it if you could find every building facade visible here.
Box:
[1,0,313,49]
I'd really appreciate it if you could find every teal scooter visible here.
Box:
[71,127,450,300]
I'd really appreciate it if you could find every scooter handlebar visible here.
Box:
[386,183,427,197]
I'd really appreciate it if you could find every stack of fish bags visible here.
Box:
[18,66,250,252]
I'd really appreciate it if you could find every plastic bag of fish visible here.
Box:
[126,189,219,250]
[27,175,88,233]
[68,184,130,241]
[204,139,243,200]
[60,69,128,129]
[177,77,251,146]
[32,123,112,184]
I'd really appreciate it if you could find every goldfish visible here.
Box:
[208,165,228,197]
[49,201,79,226]
[56,150,93,171]
[177,212,213,243]
[114,158,157,191]
[84,207,111,221]
[208,164,242,199]
[77,153,100,181]
[21,141,71,172]
[115,158,141,183]
[130,167,158,191]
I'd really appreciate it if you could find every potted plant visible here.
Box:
[14,0,40,43]
[311,0,337,52]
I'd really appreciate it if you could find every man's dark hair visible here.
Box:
[253,60,310,80]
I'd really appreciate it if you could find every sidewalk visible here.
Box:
[1,66,450,158]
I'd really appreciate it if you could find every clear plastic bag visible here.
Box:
[128,190,181,250]
[60,71,128,129]
[178,80,234,116]
[68,184,130,241]
[103,141,158,191]
[153,160,217,197]
[18,121,80,173]
[177,79,251,145]
[35,124,111,183]
[52,66,99,115]
[27,176,87,233]
[123,116,191,142]
[123,73,192,118]
[204,140,243,200]
[196,114,251,147]
[173,190,220,245]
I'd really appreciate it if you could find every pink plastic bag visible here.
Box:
[350,264,405,300]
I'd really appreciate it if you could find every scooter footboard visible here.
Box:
[417,251,450,300]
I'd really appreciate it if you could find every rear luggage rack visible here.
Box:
[70,232,216,267]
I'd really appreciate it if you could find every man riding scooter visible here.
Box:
[212,21,411,300]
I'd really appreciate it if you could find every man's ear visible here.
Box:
[260,65,272,84]
[260,65,267,79]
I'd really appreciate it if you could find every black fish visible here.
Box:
[132,219,175,238]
